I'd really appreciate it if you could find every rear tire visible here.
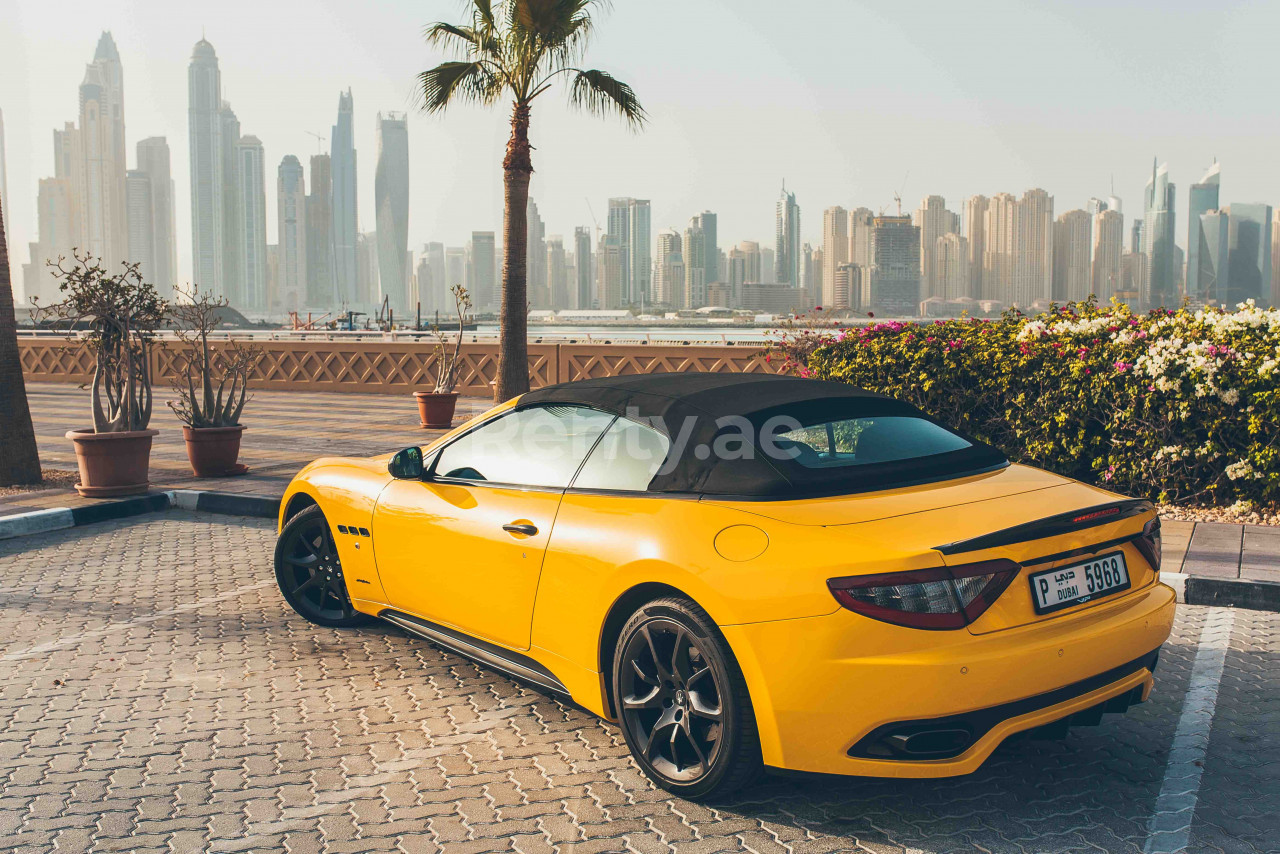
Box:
[274,505,371,628]
[612,596,763,800]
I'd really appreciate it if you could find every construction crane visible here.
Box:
[305,131,326,154]
[585,197,602,244]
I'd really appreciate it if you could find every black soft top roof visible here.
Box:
[520,374,1007,498]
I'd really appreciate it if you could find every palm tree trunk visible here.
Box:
[496,100,533,402]
[0,194,43,485]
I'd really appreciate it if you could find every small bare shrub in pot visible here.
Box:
[415,284,472,429]
[33,253,166,496]
[166,285,262,477]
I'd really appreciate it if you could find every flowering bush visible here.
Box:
[786,299,1280,505]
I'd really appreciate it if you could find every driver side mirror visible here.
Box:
[388,447,425,480]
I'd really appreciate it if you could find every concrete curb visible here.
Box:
[0,490,279,541]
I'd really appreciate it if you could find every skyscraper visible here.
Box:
[469,232,496,311]
[0,107,8,250]
[1014,189,1054,308]
[1052,210,1092,302]
[964,195,989,299]
[419,242,446,312]
[691,211,717,291]
[596,233,624,309]
[331,90,358,304]
[235,136,268,310]
[775,184,801,287]
[1225,204,1274,306]
[374,112,409,312]
[1195,210,1229,306]
[821,206,848,308]
[981,189,1053,308]
[356,231,378,304]
[864,216,921,316]
[605,198,651,305]
[1092,208,1124,300]
[682,217,710,310]
[914,195,959,299]
[124,170,152,282]
[74,33,128,270]
[1186,162,1221,303]
[935,233,969,301]
[218,103,245,303]
[1142,160,1177,309]
[546,236,568,308]
[527,197,548,307]
[188,38,224,293]
[135,138,176,292]
[573,227,593,309]
[445,247,468,299]
[848,207,874,269]
[306,154,333,306]
[630,200,651,306]
[276,155,307,313]
[654,229,683,307]
[1271,212,1280,308]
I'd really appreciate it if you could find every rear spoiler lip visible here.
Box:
[934,499,1155,556]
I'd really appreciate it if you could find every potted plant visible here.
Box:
[415,284,472,429]
[166,284,262,477]
[32,253,166,496]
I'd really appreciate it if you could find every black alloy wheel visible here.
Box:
[274,505,370,628]
[613,596,762,799]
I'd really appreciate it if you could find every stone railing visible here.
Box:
[18,337,776,397]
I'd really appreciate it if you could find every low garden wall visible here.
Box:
[18,337,775,398]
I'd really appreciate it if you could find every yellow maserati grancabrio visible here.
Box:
[275,374,1175,799]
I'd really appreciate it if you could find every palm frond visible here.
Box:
[568,68,646,128]
[416,61,502,113]
[424,22,501,58]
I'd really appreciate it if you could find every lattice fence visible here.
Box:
[20,338,772,396]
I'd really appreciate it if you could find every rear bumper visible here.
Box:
[721,581,1176,777]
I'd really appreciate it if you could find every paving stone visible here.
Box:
[0,512,1276,853]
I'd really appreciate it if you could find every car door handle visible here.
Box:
[502,522,538,537]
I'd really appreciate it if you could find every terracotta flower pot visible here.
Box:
[182,425,249,477]
[65,428,159,497]
[415,391,459,429]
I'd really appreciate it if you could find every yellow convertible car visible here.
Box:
[275,374,1175,798]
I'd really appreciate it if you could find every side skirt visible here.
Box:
[379,609,570,697]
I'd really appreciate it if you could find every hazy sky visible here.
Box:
[2,0,1278,286]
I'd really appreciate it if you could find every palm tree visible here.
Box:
[0,193,43,485]
[418,0,645,401]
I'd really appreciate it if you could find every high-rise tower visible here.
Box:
[331,90,358,303]
[188,38,224,293]
[277,155,307,313]
[1186,162,1221,303]
[1142,159,1177,309]
[374,112,409,311]
[775,183,801,287]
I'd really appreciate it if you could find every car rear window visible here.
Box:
[775,416,973,468]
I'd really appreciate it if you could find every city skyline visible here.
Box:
[9,30,1275,316]
[4,1,1279,295]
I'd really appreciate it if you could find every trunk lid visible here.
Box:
[706,464,1158,634]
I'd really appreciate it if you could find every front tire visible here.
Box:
[612,596,763,799]
[274,505,371,628]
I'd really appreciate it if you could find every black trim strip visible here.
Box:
[379,609,569,696]
[934,499,1153,555]
[848,647,1160,760]
[69,493,171,526]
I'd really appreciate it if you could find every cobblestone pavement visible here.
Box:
[1,513,1275,854]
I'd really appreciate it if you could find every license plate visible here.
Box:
[1029,552,1130,614]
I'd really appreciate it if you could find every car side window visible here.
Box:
[433,405,615,488]
[572,417,672,492]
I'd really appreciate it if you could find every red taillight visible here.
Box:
[1136,518,1162,572]
[827,560,1021,630]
